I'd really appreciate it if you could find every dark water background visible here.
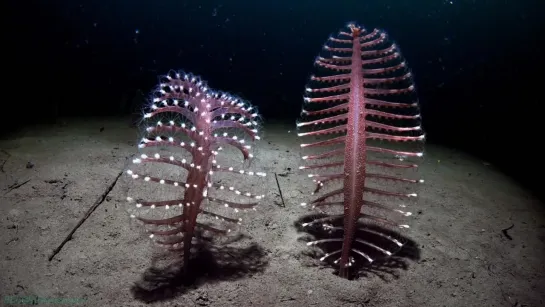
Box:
[6,0,544,199]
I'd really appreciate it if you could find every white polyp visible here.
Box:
[191,126,196,131]
[174,182,178,186]
[144,113,152,118]
[149,234,154,239]
[126,196,133,202]
[155,136,161,141]
[399,225,410,228]
[419,179,425,183]
[396,209,412,216]
[165,205,170,209]
[159,179,165,184]
[245,192,251,196]
[127,170,133,175]
[408,193,417,197]
[168,137,174,142]
[144,177,150,181]
[169,156,174,161]
[229,186,234,191]
[154,153,160,159]
[130,214,135,218]
[131,174,138,179]
[255,136,261,140]
[248,171,254,175]
[300,203,307,207]
[190,142,195,147]
[224,204,229,207]
[180,142,185,146]
[235,191,241,195]
[193,184,197,188]
[302,156,308,160]
[151,205,156,208]
[190,163,195,167]
[229,167,234,171]
[185,183,190,188]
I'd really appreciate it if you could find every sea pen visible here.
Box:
[297,23,425,278]
[125,70,266,273]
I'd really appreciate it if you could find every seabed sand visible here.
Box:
[0,117,544,307]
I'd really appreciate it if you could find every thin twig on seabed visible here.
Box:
[4,179,31,195]
[274,172,285,207]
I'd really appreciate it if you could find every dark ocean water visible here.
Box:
[6,0,545,198]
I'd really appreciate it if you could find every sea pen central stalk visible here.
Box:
[182,113,213,272]
[339,31,367,278]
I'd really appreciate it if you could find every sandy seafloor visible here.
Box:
[0,117,544,307]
